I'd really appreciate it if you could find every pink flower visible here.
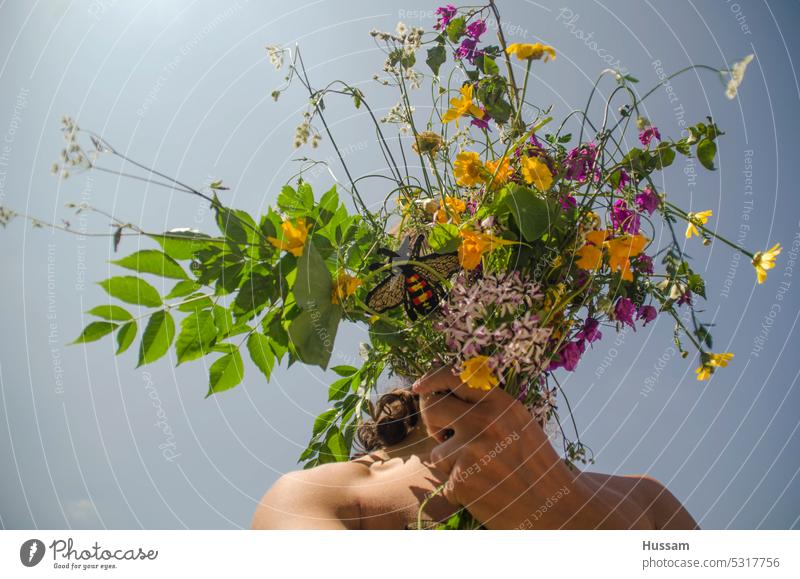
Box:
[637,305,658,326]
[559,194,577,211]
[563,143,599,182]
[611,199,640,234]
[470,108,491,131]
[635,187,661,214]
[456,38,481,64]
[434,5,457,30]
[614,297,636,329]
[639,126,661,147]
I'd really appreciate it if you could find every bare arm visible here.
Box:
[251,463,365,530]
[637,475,700,530]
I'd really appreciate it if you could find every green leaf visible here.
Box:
[175,310,217,364]
[98,276,162,307]
[247,332,275,381]
[295,241,333,311]
[426,44,446,76]
[446,16,466,42]
[216,207,254,245]
[428,223,460,253]
[206,351,245,396]
[72,321,118,344]
[165,280,200,299]
[324,430,349,462]
[287,305,342,370]
[111,249,188,280]
[137,310,175,367]
[331,365,358,377]
[277,183,314,216]
[264,312,289,362]
[150,230,212,260]
[234,273,275,315]
[328,376,352,401]
[86,305,133,322]
[312,408,338,437]
[697,138,717,170]
[652,142,676,170]
[502,186,557,241]
[116,321,137,354]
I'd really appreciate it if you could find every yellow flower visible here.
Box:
[696,352,734,381]
[331,270,362,304]
[458,228,515,270]
[695,364,713,381]
[685,210,713,239]
[506,42,556,62]
[454,151,485,187]
[520,155,553,191]
[605,234,648,281]
[460,355,498,390]
[435,196,467,224]
[575,230,608,271]
[752,243,781,284]
[412,130,444,155]
[442,84,484,126]
[485,156,513,189]
[267,218,309,257]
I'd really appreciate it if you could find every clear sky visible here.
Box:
[1,0,799,529]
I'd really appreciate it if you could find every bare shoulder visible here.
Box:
[251,461,371,529]
[583,472,699,529]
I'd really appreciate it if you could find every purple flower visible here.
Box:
[548,341,584,372]
[455,38,481,64]
[634,187,660,215]
[614,297,637,329]
[677,290,693,306]
[575,317,602,344]
[639,126,661,147]
[563,143,599,182]
[617,169,630,191]
[634,254,654,275]
[466,19,487,40]
[637,305,658,326]
[610,199,641,234]
[559,194,577,211]
[434,4,457,30]
[470,108,492,131]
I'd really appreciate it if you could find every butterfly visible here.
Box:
[365,235,460,321]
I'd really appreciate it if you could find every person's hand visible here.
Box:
[413,366,636,529]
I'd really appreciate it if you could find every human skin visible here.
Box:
[252,367,699,530]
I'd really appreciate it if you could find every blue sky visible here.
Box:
[1,0,799,529]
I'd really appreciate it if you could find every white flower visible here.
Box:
[266,45,284,70]
[395,21,408,38]
[724,54,754,99]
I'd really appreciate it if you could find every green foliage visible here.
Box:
[99,276,162,307]
[138,310,175,366]
[111,249,188,280]
[207,350,244,397]
[501,185,559,242]
[72,321,118,344]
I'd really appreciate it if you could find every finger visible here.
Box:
[428,434,464,474]
[413,366,496,404]
[418,391,474,439]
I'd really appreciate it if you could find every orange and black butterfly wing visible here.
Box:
[365,273,405,313]
[416,252,460,280]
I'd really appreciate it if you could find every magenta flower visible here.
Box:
[455,38,481,64]
[639,126,661,147]
[635,187,661,214]
[466,19,487,40]
[470,108,492,131]
[677,290,693,306]
[617,169,630,191]
[610,199,641,234]
[634,254,654,275]
[576,317,602,343]
[559,194,577,211]
[548,341,584,372]
[563,143,599,182]
[637,305,658,326]
[614,297,636,329]
[434,4,457,30]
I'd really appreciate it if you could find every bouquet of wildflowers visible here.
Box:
[4,3,780,479]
